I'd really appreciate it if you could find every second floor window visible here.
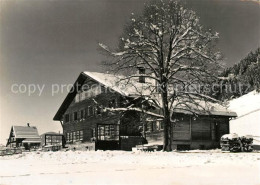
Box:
[85,107,88,118]
[73,112,78,121]
[89,106,93,116]
[91,128,96,138]
[96,106,102,115]
[66,133,70,142]
[65,114,70,123]
[80,110,84,119]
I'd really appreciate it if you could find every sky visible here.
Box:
[0,0,259,144]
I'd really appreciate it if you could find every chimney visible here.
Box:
[27,123,30,127]
[138,67,145,83]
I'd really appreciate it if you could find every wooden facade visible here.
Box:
[6,125,41,150]
[53,72,236,151]
[145,114,230,150]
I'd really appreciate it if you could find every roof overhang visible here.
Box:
[172,109,237,117]
[53,72,87,121]
[53,71,238,121]
[22,138,41,143]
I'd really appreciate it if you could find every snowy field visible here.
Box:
[0,150,260,185]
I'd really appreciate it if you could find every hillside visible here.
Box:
[213,48,260,101]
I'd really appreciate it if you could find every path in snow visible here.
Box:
[0,150,260,185]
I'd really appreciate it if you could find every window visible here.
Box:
[73,112,78,121]
[84,91,89,99]
[65,114,70,123]
[91,128,96,138]
[82,86,101,99]
[45,135,63,146]
[138,67,145,83]
[160,121,164,130]
[80,110,84,120]
[70,133,73,142]
[93,106,96,116]
[76,131,80,141]
[46,135,52,144]
[79,91,85,101]
[70,113,73,121]
[96,106,102,115]
[75,94,80,103]
[89,106,93,116]
[66,133,70,142]
[84,108,88,118]
[87,106,90,116]
[73,132,76,141]
[156,121,160,130]
[80,130,83,140]
[147,121,154,132]
[97,124,119,141]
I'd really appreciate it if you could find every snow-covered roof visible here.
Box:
[22,138,41,143]
[172,100,237,117]
[228,90,260,118]
[12,126,40,139]
[83,71,153,97]
[83,72,236,117]
[53,71,236,121]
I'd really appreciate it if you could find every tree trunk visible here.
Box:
[161,86,172,151]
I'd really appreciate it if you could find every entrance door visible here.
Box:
[96,124,120,150]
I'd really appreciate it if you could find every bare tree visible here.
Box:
[99,0,223,151]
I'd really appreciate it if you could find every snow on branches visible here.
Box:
[99,0,223,151]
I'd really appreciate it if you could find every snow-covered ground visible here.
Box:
[1,150,260,185]
[229,90,260,146]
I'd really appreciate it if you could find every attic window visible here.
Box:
[75,94,80,103]
[138,67,145,83]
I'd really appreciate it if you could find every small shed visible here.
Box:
[40,132,65,151]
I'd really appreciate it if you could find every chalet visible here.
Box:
[53,71,237,150]
[6,123,41,150]
[229,90,260,149]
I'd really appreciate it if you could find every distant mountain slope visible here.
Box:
[221,48,260,90]
[214,48,260,101]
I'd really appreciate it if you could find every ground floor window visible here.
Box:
[97,124,119,141]
[146,121,162,132]
[67,130,84,143]
[80,130,83,140]
[91,128,96,138]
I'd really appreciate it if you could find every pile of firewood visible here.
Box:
[220,134,253,152]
